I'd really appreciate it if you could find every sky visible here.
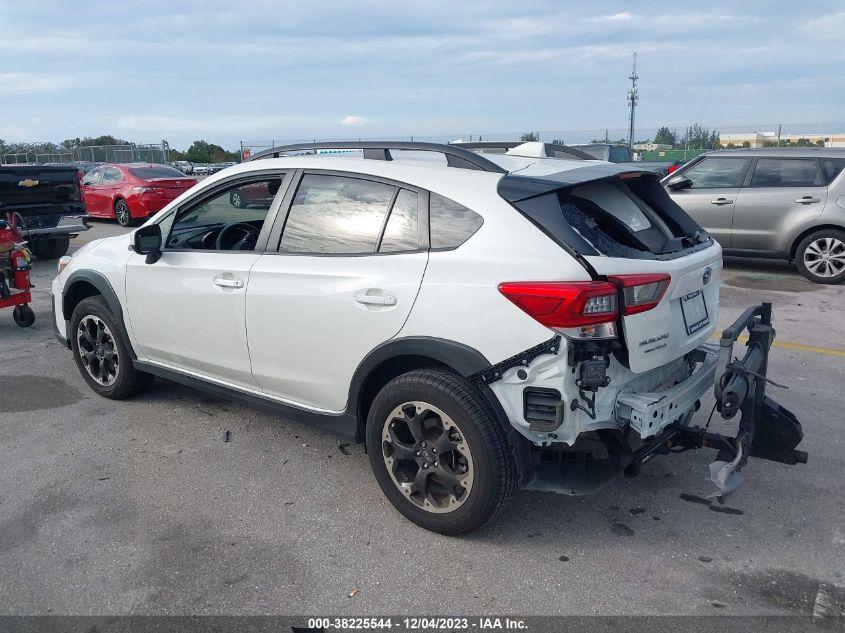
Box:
[2,0,845,150]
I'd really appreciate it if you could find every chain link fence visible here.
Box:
[0,141,169,165]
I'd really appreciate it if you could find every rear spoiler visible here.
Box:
[497,164,663,203]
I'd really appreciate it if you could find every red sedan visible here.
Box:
[81,163,197,226]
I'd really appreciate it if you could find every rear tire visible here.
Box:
[70,296,153,399]
[795,229,845,284]
[114,199,134,227]
[30,236,70,260]
[366,369,517,534]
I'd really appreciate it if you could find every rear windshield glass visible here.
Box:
[508,176,708,260]
[569,182,651,232]
[128,166,186,179]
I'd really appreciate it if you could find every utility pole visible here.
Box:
[627,52,639,151]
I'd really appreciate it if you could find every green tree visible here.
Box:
[520,131,539,142]
[183,140,239,163]
[653,126,678,146]
[551,138,565,145]
[62,135,132,148]
[679,124,720,150]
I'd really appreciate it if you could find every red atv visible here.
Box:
[0,212,35,327]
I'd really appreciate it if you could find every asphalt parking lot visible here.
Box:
[1,221,843,616]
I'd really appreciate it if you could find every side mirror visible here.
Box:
[133,223,162,263]
[667,176,693,191]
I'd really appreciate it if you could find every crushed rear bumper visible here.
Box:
[516,302,807,498]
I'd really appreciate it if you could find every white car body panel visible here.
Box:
[246,251,428,411]
[585,242,723,374]
[124,250,261,389]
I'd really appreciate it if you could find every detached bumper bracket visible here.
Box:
[470,335,561,386]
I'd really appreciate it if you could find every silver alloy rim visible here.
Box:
[231,191,242,206]
[116,201,129,225]
[804,237,845,278]
[381,401,474,514]
[76,315,120,386]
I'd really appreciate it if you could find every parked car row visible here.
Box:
[171,161,237,176]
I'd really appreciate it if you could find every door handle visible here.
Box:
[354,290,397,306]
[213,275,244,289]
[795,196,820,204]
[710,197,734,206]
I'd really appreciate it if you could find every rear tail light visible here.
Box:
[499,274,671,339]
[667,164,680,174]
[608,274,671,315]
[498,281,619,340]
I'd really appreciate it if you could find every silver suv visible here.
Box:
[663,148,845,284]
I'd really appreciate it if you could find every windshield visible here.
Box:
[128,166,186,179]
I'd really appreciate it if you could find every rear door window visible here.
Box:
[103,167,122,183]
[82,168,103,185]
[279,174,396,254]
[821,158,845,183]
[749,158,824,187]
[429,193,483,249]
[379,189,419,253]
[682,158,749,188]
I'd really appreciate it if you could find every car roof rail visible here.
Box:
[451,141,595,161]
[246,141,508,174]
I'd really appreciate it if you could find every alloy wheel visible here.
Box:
[381,401,474,513]
[76,315,120,386]
[231,191,243,207]
[804,237,845,278]
[115,200,130,226]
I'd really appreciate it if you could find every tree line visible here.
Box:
[0,135,241,164]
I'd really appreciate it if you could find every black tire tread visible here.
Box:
[369,368,517,534]
[30,236,70,260]
[70,296,152,399]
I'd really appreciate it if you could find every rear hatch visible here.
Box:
[499,163,720,373]
[126,165,197,202]
[144,177,197,201]
[0,165,84,216]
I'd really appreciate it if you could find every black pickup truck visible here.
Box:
[0,164,89,259]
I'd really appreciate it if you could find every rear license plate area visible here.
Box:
[681,290,709,335]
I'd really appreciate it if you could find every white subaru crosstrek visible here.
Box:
[52,142,805,534]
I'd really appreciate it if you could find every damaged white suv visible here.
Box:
[52,142,806,534]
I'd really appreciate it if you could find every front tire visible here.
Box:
[70,296,153,399]
[114,199,134,227]
[795,229,845,284]
[30,236,70,260]
[366,369,517,534]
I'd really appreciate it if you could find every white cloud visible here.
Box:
[340,115,367,126]
[0,73,75,94]
[801,11,845,38]
[593,12,634,22]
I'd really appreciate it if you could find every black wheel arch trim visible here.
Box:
[62,269,137,359]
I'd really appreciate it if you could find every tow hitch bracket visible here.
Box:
[681,302,806,497]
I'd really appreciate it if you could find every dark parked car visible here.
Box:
[0,164,89,259]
